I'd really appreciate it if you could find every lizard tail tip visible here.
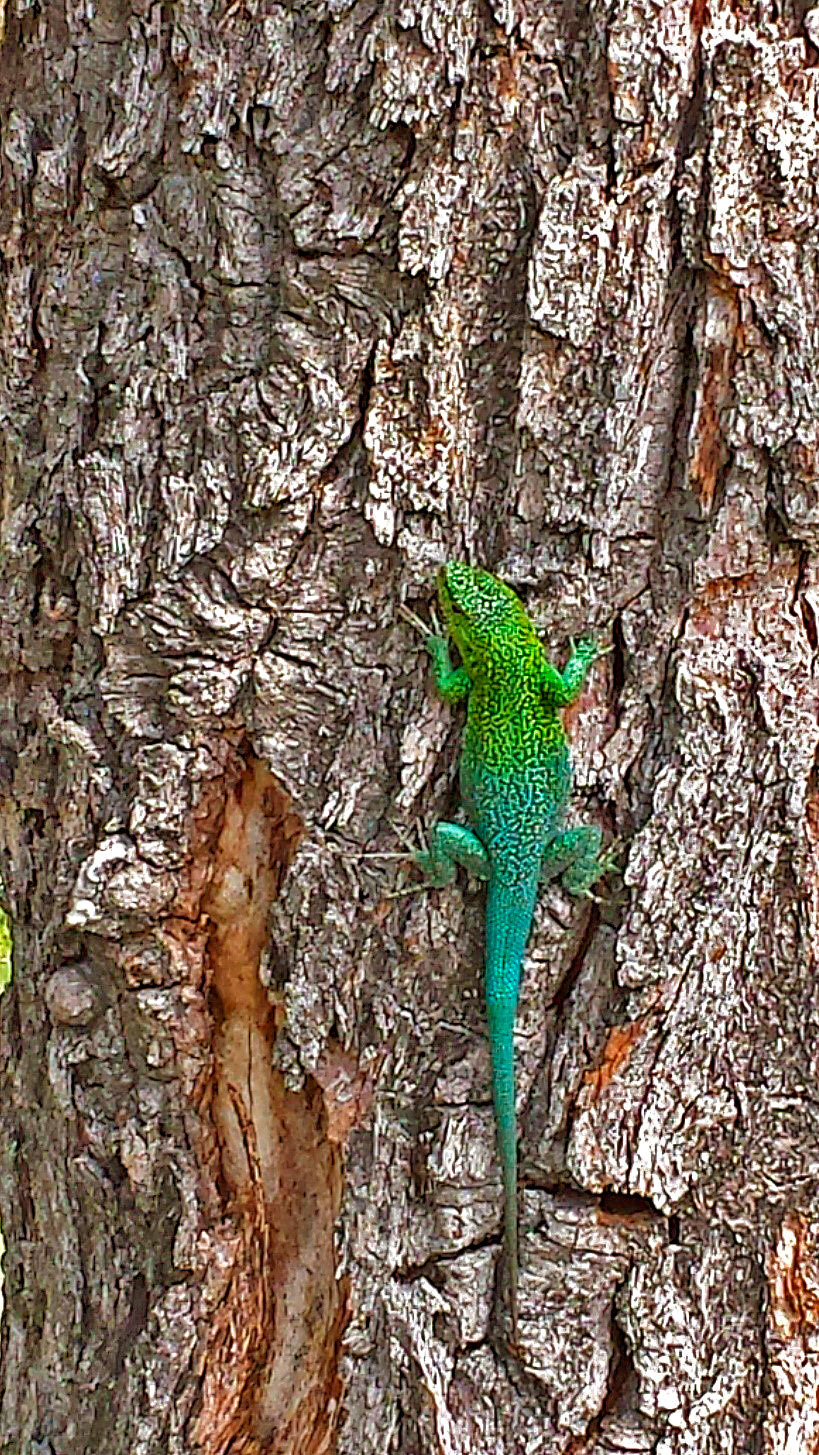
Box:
[509,1277,520,1349]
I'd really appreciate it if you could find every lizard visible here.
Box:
[405,561,609,1344]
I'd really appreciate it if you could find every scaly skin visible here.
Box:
[414,562,606,1343]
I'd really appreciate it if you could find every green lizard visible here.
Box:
[406,562,608,1343]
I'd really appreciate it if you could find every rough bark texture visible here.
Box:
[1,0,819,1450]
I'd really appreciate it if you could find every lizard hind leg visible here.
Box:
[415,822,491,887]
[540,824,606,896]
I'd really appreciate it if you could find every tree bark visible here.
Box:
[1,0,818,1450]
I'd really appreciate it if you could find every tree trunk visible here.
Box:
[1,0,818,1449]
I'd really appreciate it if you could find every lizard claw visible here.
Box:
[399,603,430,638]
[399,601,444,646]
[578,836,625,901]
[598,833,626,875]
[580,886,607,904]
[362,820,439,898]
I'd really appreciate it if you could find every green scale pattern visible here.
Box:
[415,562,606,1343]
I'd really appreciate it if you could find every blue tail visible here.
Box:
[484,874,538,1341]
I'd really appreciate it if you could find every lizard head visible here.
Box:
[437,562,535,670]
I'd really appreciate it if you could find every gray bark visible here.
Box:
[1,0,818,1450]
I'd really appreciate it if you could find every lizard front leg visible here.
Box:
[540,639,599,708]
[400,604,471,704]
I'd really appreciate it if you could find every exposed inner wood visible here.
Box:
[195,756,345,1455]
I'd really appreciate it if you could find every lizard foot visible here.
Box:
[399,601,443,643]
[376,819,491,893]
[356,821,430,898]
[576,835,625,901]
